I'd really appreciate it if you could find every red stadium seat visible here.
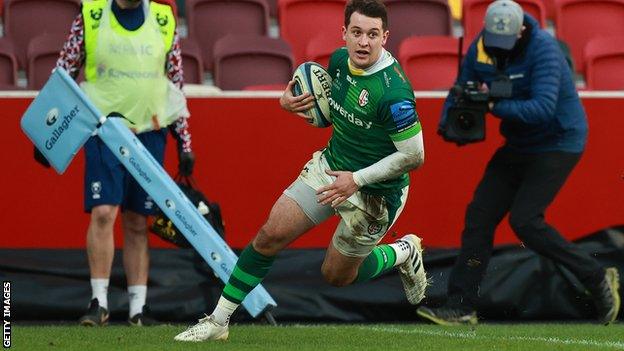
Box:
[3,0,79,69]
[543,0,556,20]
[26,33,67,90]
[278,0,346,64]
[304,34,344,68]
[180,38,204,84]
[0,38,19,89]
[213,34,294,90]
[384,0,452,57]
[463,0,547,45]
[398,36,460,91]
[185,0,269,70]
[584,36,624,90]
[555,0,624,74]
[265,0,277,17]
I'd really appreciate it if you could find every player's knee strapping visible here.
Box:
[223,244,276,304]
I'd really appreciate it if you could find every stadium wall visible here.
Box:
[1,92,622,249]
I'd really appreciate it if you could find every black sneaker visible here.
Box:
[590,267,621,325]
[129,305,159,326]
[416,306,478,326]
[79,298,109,326]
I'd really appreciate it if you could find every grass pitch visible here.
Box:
[10,323,624,351]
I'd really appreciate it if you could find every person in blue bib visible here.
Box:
[53,0,194,326]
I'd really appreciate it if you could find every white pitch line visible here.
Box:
[357,326,624,350]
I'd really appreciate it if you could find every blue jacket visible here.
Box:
[440,15,587,153]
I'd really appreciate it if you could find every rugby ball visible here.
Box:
[291,62,333,128]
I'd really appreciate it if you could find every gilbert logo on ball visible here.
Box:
[292,62,333,128]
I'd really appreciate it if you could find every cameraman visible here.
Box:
[417,0,620,325]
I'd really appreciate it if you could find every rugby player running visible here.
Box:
[175,0,427,341]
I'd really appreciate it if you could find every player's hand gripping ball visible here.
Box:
[291,62,333,128]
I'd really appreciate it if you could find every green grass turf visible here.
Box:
[9,323,624,351]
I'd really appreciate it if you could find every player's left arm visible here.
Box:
[352,128,424,186]
[166,29,194,175]
[56,13,85,80]
[352,97,424,186]
[317,99,424,208]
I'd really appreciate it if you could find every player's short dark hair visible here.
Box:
[345,0,388,31]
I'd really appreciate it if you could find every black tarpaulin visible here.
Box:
[1,227,622,323]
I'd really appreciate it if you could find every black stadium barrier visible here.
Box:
[1,226,622,323]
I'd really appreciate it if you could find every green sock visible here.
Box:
[222,244,275,304]
[355,245,397,283]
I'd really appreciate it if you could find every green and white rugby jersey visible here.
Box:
[323,47,421,195]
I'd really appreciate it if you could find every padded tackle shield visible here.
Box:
[20,68,277,318]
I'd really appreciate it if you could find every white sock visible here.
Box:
[91,278,109,310]
[212,296,239,326]
[128,285,147,318]
[389,240,412,267]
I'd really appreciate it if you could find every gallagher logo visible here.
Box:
[45,108,59,126]
[119,146,130,158]
[165,199,175,210]
[96,64,106,78]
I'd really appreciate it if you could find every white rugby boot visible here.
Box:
[397,234,428,305]
[174,314,229,342]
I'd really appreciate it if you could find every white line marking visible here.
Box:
[2,90,623,99]
[357,326,624,350]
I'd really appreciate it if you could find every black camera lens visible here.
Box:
[444,103,486,144]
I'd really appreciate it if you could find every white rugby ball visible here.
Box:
[291,62,333,128]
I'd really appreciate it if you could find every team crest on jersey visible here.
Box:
[144,196,154,210]
[90,8,103,21]
[156,13,168,27]
[91,181,101,200]
[358,89,369,107]
[368,222,383,235]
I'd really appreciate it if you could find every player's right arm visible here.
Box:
[56,13,85,80]
[282,47,343,119]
